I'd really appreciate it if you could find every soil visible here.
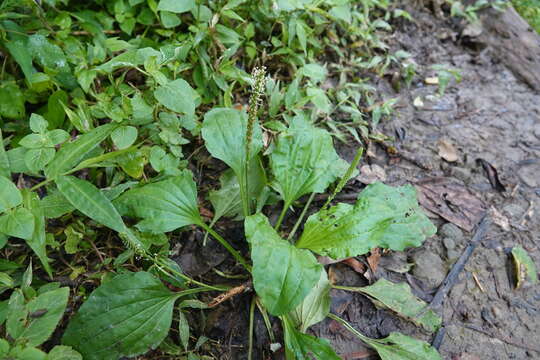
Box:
[154,5,540,360]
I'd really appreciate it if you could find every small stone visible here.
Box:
[534,123,540,139]
[439,223,464,241]
[357,164,386,184]
[443,237,456,250]
[412,250,447,288]
[518,163,540,188]
[447,249,461,262]
[451,166,472,183]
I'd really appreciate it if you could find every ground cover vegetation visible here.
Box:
[0,0,520,358]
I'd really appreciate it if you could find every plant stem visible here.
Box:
[255,297,275,342]
[327,313,371,343]
[154,258,227,292]
[274,202,289,230]
[248,296,256,360]
[200,223,251,272]
[331,285,363,292]
[287,192,315,242]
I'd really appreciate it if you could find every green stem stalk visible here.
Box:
[274,202,289,231]
[287,192,315,242]
[327,313,371,343]
[154,258,227,292]
[200,223,251,272]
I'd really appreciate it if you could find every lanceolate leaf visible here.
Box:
[269,114,348,207]
[62,271,179,360]
[0,176,22,213]
[282,316,340,360]
[245,214,321,316]
[45,124,116,179]
[289,269,331,332]
[353,278,441,332]
[22,190,53,277]
[296,182,436,259]
[114,170,202,233]
[56,176,126,233]
[202,108,263,178]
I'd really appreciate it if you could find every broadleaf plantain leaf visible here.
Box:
[114,170,202,233]
[201,108,263,179]
[269,114,348,208]
[296,182,436,259]
[282,315,340,360]
[363,332,442,360]
[289,268,331,332]
[62,271,178,360]
[351,278,441,332]
[245,214,321,316]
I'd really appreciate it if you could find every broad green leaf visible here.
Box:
[352,278,441,332]
[512,245,538,288]
[245,214,321,316]
[8,345,46,360]
[12,287,69,347]
[157,0,195,13]
[6,290,27,340]
[208,169,242,223]
[21,190,53,277]
[29,114,49,134]
[111,126,138,150]
[45,124,116,179]
[363,332,442,360]
[114,170,202,233]
[0,82,25,119]
[307,87,331,113]
[208,157,267,223]
[25,148,56,173]
[269,114,348,207]
[4,35,36,80]
[0,176,22,213]
[44,90,68,129]
[202,107,263,177]
[0,130,10,178]
[46,346,82,360]
[62,271,179,360]
[56,176,126,233]
[0,208,35,239]
[289,269,331,332]
[301,63,327,83]
[7,148,30,173]
[282,316,340,360]
[131,93,154,125]
[154,79,199,116]
[297,182,436,259]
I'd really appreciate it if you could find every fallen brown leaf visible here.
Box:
[415,177,486,232]
[438,139,459,162]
